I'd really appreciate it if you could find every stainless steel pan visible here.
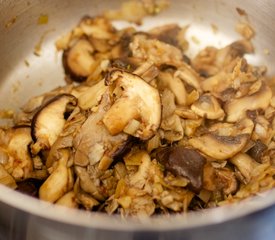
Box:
[0,0,275,239]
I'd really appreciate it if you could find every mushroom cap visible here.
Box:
[31,94,77,152]
[103,70,161,140]
[225,82,272,122]
[189,134,249,160]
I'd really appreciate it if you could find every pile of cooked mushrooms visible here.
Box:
[1,3,275,217]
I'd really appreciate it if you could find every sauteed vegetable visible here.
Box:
[0,0,275,217]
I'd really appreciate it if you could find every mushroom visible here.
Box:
[160,114,184,142]
[191,94,225,120]
[133,61,159,83]
[79,16,116,39]
[130,34,183,67]
[56,191,78,208]
[0,164,17,189]
[39,149,73,203]
[174,62,202,92]
[158,71,187,106]
[209,118,254,137]
[189,134,249,160]
[149,24,181,47]
[31,94,77,154]
[230,153,258,184]
[247,140,267,163]
[7,126,34,180]
[216,40,254,67]
[157,146,206,193]
[76,191,100,210]
[202,163,238,195]
[73,92,129,168]
[224,82,272,122]
[63,39,95,82]
[103,70,161,140]
[215,168,238,195]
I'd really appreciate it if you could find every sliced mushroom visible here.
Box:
[79,16,116,39]
[103,70,161,140]
[174,62,202,92]
[149,24,181,47]
[63,39,95,82]
[215,168,238,195]
[56,191,78,208]
[31,94,77,154]
[217,40,254,67]
[191,94,225,120]
[73,92,128,168]
[230,153,258,184]
[130,34,183,67]
[225,82,272,122]
[76,191,100,210]
[247,140,267,163]
[133,61,159,83]
[158,71,187,106]
[209,118,254,137]
[202,163,238,195]
[0,164,17,189]
[189,134,249,160]
[39,149,73,203]
[160,114,184,142]
[157,147,206,193]
[7,126,33,180]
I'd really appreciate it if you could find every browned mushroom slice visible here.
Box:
[79,16,116,39]
[191,94,225,120]
[157,147,206,193]
[209,118,254,137]
[6,126,33,180]
[130,34,183,67]
[39,149,73,203]
[73,92,129,169]
[189,134,249,160]
[192,40,254,77]
[0,164,17,189]
[149,24,181,47]
[247,140,267,163]
[103,70,161,140]
[174,62,202,92]
[224,82,272,122]
[158,71,187,106]
[63,39,95,82]
[202,164,238,195]
[31,94,77,154]
[230,153,258,183]
[215,168,238,195]
[218,40,254,67]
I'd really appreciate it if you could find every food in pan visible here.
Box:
[0,0,275,217]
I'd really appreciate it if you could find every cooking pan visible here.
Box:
[0,0,275,239]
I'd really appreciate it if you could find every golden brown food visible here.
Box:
[0,1,275,217]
